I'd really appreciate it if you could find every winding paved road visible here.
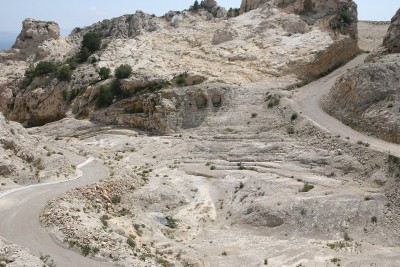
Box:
[295,54,400,157]
[0,152,116,267]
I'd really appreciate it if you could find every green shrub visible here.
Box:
[166,216,177,229]
[66,57,79,70]
[175,72,187,85]
[266,94,280,108]
[82,32,102,53]
[99,67,111,80]
[115,64,132,79]
[78,47,91,63]
[96,84,114,108]
[291,112,298,121]
[192,0,200,11]
[57,65,73,81]
[111,195,121,204]
[300,183,314,192]
[81,244,91,256]
[127,236,136,249]
[35,61,58,76]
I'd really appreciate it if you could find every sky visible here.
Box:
[0,0,398,50]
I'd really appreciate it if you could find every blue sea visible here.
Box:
[0,32,17,51]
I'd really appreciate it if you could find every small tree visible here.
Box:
[96,84,113,108]
[193,0,200,11]
[78,47,91,63]
[99,67,111,80]
[34,61,58,76]
[114,64,132,79]
[82,32,102,53]
[57,65,73,81]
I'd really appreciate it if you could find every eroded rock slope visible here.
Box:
[0,0,359,130]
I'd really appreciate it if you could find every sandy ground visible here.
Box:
[358,21,390,51]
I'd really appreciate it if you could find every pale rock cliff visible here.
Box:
[0,0,359,132]
[383,8,400,53]
[12,18,60,58]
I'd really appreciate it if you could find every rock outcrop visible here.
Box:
[0,112,73,185]
[383,8,400,53]
[322,54,400,143]
[12,18,60,58]
[90,83,228,133]
[70,11,161,40]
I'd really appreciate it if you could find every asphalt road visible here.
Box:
[0,155,116,267]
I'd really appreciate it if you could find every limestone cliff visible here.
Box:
[0,1,359,131]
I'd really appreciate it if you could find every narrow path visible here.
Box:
[295,54,400,157]
[0,156,116,267]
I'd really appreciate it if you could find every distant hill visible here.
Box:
[0,32,17,51]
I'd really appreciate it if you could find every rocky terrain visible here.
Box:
[0,238,45,267]
[0,1,400,267]
[323,10,399,144]
[38,80,400,267]
[0,0,358,129]
[0,112,73,189]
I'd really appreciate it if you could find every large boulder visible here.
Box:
[383,8,400,53]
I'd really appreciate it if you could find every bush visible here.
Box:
[291,112,298,121]
[57,65,73,81]
[111,195,121,204]
[78,47,91,63]
[35,61,58,76]
[127,236,136,249]
[300,183,314,192]
[21,61,60,88]
[66,57,79,70]
[80,245,91,256]
[114,64,132,79]
[82,32,102,53]
[99,67,111,80]
[166,216,177,229]
[96,84,114,108]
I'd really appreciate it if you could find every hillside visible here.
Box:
[1,1,400,267]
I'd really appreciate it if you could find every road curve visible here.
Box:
[0,153,116,267]
[295,54,400,157]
